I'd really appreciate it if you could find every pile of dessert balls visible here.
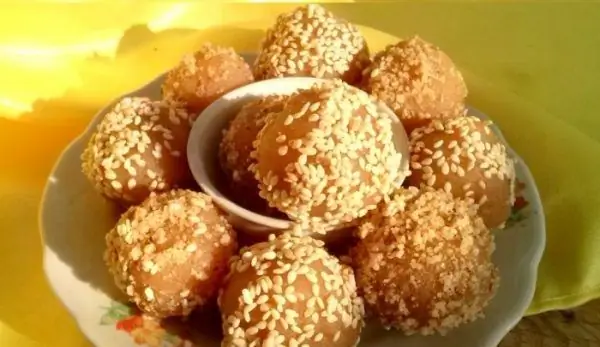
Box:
[82,4,515,347]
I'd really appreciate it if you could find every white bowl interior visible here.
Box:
[40,52,545,347]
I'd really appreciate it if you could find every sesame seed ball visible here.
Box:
[350,187,499,335]
[218,233,365,347]
[362,36,468,134]
[219,94,289,216]
[162,42,254,117]
[105,189,237,318]
[253,4,371,85]
[81,97,192,206]
[250,79,404,233]
[407,116,516,229]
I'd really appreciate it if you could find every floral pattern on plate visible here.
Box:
[505,180,529,229]
[100,301,194,347]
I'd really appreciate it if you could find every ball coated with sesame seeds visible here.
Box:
[253,4,371,85]
[407,115,516,229]
[104,189,238,318]
[250,79,404,234]
[362,36,468,134]
[219,94,290,216]
[218,233,365,347]
[350,187,499,335]
[81,97,192,206]
[162,42,254,117]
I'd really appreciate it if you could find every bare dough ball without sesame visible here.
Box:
[218,233,365,347]
[362,36,468,134]
[250,79,404,233]
[162,43,254,118]
[407,116,516,229]
[254,4,370,85]
[82,97,192,206]
[105,189,238,318]
[219,94,289,216]
[350,187,499,335]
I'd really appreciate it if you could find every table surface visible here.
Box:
[502,300,600,347]
[1,2,599,346]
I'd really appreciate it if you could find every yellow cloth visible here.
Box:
[1,2,599,346]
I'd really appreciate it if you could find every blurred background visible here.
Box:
[0,2,599,347]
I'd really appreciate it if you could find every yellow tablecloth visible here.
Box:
[1,2,599,346]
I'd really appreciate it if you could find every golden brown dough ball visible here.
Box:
[407,115,515,229]
[162,42,254,117]
[81,97,192,206]
[104,189,238,318]
[254,4,370,85]
[219,95,289,215]
[362,36,467,134]
[250,79,404,233]
[350,187,498,335]
[218,233,365,347]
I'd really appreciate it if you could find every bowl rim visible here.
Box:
[187,77,317,231]
[38,69,546,347]
[186,76,410,232]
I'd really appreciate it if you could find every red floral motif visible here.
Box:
[513,195,529,211]
[505,180,530,228]
[116,315,143,333]
[100,301,192,346]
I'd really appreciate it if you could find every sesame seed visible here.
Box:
[143,244,156,254]
[441,162,450,175]
[444,182,452,193]
[276,134,287,143]
[278,146,289,156]
[221,233,232,246]
[479,195,489,205]
[427,175,436,186]
[127,178,136,190]
[284,115,294,126]
[144,287,155,301]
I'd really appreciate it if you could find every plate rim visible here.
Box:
[39,72,546,347]
[467,106,547,345]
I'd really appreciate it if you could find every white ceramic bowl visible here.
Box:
[40,53,546,347]
[186,77,410,239]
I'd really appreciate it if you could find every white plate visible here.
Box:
[40,53,546,347]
